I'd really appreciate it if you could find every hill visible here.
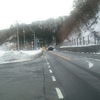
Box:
[0,0,100,50]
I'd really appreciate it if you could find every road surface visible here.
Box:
[0,51,100,100]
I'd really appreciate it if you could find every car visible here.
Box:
[47,46,54,51]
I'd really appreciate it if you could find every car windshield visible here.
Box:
[0,0,100,100]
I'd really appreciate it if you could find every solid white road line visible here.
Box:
[49,69,53,73]
[51,76,56,81]
[86,61,93,68]
[55,88,64,99]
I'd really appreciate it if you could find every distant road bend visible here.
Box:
[0,50,100,100]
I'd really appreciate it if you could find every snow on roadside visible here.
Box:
[0,41,43,64]
[0,42,16,50]
[0,49,43,64]
[0,51,5,57]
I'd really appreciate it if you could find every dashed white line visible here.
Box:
[47,63,49,65]
[49,69,53,73]
[51,76,56,81]
[45,57,47,60]
[48,66,50,68]
[55,88,64,99]
[45,56,48,62]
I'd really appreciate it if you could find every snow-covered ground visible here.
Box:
[0,49,42,64]
[62,6,100,48]
[0,42,43,64]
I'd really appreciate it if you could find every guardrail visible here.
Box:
[59,45,100,53]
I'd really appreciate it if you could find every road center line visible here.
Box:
[48,66,50,68]
[49,69,53,73]
[51,76,56,81]
[47,63,49,65]
[45,57,47,60]
[55,88,64,99]
[49,51,70,60]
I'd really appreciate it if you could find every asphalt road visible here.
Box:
[0,51,100,100]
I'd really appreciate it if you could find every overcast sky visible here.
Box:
[0,0,74,29]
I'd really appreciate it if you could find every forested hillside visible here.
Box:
[60,0,100,43]
[0,0,100,49]
[0,16,66,47]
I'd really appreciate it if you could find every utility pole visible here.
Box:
[16,21,19,51]
[34,32,35,49]
[28,26,42,50]
[23,23,25,49]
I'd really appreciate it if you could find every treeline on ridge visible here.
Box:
[0,0,100,46]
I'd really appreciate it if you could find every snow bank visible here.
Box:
[0,42,16,50]
[0,49,43,64]
[0,51,5,57]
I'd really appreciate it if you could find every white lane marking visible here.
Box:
[45,57,47,60]
[83,57,100,62]
[49,69,53,73]
[44,55,49,64]
[51,76,56,81]
[89,58,100,62]
[48,66,50,68]
[94,59,100,62]
[86,61,93,68]
[55,88,64,99]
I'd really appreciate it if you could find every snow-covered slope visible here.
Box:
[62,7,100,47]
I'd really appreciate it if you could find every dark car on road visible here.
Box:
[47,47,54,51]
